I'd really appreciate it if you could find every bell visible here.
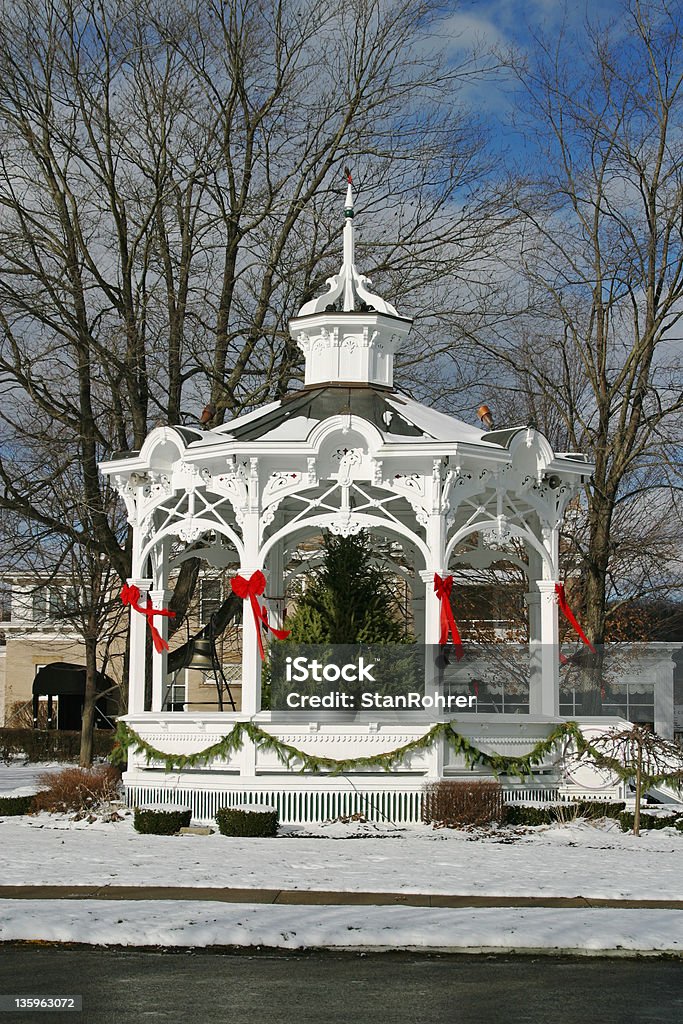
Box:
[186,637,215,671]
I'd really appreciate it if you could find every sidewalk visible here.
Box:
[1,884,682,910]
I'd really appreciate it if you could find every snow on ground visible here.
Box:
[2,763,682,952]
[1,812,682,901]
[0,761,68,797]
[0,900,681,954]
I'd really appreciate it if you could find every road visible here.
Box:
[1,947,681,1023]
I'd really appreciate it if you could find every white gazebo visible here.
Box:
[100,184,624,823]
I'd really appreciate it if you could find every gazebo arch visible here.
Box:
[259,501,431,568]
[445,521,555,579]
[139,518,245,575]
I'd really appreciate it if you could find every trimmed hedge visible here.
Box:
[133,807,192,835]
[0,794,43,815]
[0,729,116,764]
[216,805,278,837]
[504,804,553,826]
[504,801,626,827]
[571,800,626,820]
[618,810,683,832]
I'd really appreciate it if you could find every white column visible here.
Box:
[535,579,560,716]
[127,577,152,715]
[149,588,172,712]
[235,563,262,777]
[239,570,262,721]
[419,569,443,651]
[419,567,446,778]
[239,495,263,721]
[525,590,542,715]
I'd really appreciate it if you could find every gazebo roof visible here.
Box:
[103,182,590,472]
[192,384,489,447]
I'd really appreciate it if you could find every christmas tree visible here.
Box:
[286,531,409,644]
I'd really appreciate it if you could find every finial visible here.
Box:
[295,167,398,317]
[344,166,353,218]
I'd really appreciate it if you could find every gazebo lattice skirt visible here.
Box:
[123,774,565,825]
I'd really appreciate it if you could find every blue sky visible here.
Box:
[434,0,627,162]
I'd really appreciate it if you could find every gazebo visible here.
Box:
[101,184,619,823]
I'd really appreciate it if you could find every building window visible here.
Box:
[166,678,186,712]
[559,682,655,723]
[200,579,222,623]
[32,588,49,621]
[200,664,242,685]
[48,586,78,619]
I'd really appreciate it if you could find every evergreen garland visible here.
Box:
[112,718,588,780]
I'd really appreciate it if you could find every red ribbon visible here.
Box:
[433,573,464,659]
[555,583,596,654]
[121,583,176,653]
[231,570,290,660]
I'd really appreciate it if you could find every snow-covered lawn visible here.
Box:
[2,762,682,953]
[0,761,67,797]
[2,812,682,901]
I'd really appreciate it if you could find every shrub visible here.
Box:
[134,806,192,835]
[618,810,683,832]
[8,700,50,730]
[216,804,279,837]
[422,780,504,827]
[0,728,115,764]
[504,804,553,826]
[504,801,626,827]
[31,764,122,813]
[570,800,625,820]
[0,794,44,815]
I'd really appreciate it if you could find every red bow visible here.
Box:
[555,583,596,654]
[121,583,176,653]
[231,570,290,660]
[433,573,464,659]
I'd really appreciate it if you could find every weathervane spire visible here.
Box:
[295,166,398,317]
[341,167,355,310]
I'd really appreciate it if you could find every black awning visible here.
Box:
[32,662,113,697]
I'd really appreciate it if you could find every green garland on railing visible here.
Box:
[111,718,587,780]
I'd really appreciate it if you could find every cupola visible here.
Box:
[289,177,413,388]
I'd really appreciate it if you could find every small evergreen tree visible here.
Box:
[286,532,408,644]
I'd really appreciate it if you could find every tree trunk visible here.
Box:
[79,634,99,767]
[579,485,614,713]
[633,737,643,837]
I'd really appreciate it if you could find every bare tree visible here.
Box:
[0,461,127,764]
[0,0,504,645]
[478,0,683,643]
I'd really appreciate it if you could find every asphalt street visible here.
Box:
[1,947,682,1024]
